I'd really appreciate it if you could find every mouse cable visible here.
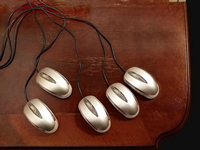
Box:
[0,4,47,71]
[0,3,30,69]
[36,0,127,85]
[1,1,109,100]
[0,3,28,62]
[27,1,108,98]
[1,5,67,101]
[32,1,111,88]
[2,0,124,100]
[38,0,126,74]
[0,3,82,101]
[30,1,111,92]
[0,7,48,101]
[21,4,84,100]
[24,6,67,102]
[27,1,85,98]
[28,1,122,97]
[27,0,47,73]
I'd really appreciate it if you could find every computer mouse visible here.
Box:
[78,95,111,133]
[23,98,59,134]
[123,67,159,99]
[106,83,139,118]
[36,67,72,99]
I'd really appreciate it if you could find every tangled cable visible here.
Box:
[0,0,126,102]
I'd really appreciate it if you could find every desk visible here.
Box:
[0,0,190,149]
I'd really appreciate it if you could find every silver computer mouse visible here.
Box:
[36,67,72,99]
[78,95,111,133]
[23,98,59,134]
[106,83,139,119]
[123,67,159,99]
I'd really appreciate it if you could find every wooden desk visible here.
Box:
[0,0,190,149]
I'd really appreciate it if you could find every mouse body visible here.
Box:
[36,67,72,99]
[106,83,139,118]
[23,98,59,134]
[123,67,159,99]
[78,95,111,133]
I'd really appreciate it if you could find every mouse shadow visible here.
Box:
[111,111,133,122]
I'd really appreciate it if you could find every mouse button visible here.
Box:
[106,86,127,110]
[124,71,147,87]
[113,83,136,100]
[107,83,130,105]
[78,99,100,131]
[43,68,69,85]
[124,71,151,94]
[86,96,109,119]
[106,84,139,118]
[37,68,56,85]
[24,102,38,124]
[38,67,56,80]
[127,71,147,84]
[30,99,56,128]
[24,99,58,134]
[124,67,159,99]
[79,96,111,133]
[36,72,56,91]
[78,99,96,122]
[83,98,98,117]
[115,83,137,102]
[24,100,47,132]
[87,96,111,127]
[110,86,127,103]
[127,67,158,87]
[43,68,71,95]
[39,72,56,84]
[36,73,71,98]
[28,102,43,119]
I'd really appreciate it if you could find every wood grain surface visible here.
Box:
[0,0,190,149]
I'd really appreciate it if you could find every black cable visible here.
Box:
[1,0,125,100]
[0,4,32,69]
[0,3,28,62]
[0,8,39,101]
[24,2,66,101]
[27,0,47,73]
[1,1,110,99]
[1,4,66,101]
[26,1,112,97]
[36,1,126,79]
[24,1,47,102]
[35,1,111,86]
[18,2,83,100]
[28,2,84,98]
[0,6,49,69]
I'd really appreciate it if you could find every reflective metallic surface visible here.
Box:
[106,83,139,118]
[23,98,59,134]
[78,96,111,133]
[124,67,159,99]
[36,67,72,99]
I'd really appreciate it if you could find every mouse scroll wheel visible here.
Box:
[40,72,56,84]
[28,103,43,119]
[111,86,128,102]
[128,71,147,83]
[84,99,98,117]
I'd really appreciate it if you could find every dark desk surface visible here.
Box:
[0,0,190,149]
